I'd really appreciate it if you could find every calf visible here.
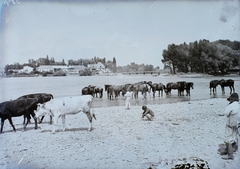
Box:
[34,95,96,133]
[0,98,40,133]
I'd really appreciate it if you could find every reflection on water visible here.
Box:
[94,95,193,108]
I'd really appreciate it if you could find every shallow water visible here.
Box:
[0,74,239,108]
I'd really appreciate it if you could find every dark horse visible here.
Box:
[218,79,235,94]
[94,86,103,98]
[209,80,219,95]
[185,82,194,96]
[104,85,114,100]
[164,81,186,96]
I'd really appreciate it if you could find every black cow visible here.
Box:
[0,98,41,133]
[185,82,194,96]
[209,80,219,95]
[218,79,235,94]
[17,93,53,124]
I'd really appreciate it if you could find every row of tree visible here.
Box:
[4,55,158,74]
[162,39,240,74]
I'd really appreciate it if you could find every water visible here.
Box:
[0,74,239,108]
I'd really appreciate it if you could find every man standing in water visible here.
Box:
[221,93,240,160]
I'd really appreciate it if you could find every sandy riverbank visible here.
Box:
[0,98,240,169]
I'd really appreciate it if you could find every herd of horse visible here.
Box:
[82,78,235,100]
[81,81,195,100]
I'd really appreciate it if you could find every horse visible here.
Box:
[209,80,219,95]
[94,86,103,98]
[185,82,194,96]
[164,81,186,96]
[218,79,235,94]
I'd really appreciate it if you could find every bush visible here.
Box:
[53,70,66,76]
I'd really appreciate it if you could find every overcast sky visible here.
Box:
[0,0,239,68]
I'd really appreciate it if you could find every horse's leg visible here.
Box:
[232,85,235,93]
[222,86,225,94]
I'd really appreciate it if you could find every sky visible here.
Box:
[0,0,240,69]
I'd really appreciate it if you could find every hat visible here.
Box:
[227,93,239,102]
[142,105,147,110]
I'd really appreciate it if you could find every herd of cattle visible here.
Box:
[0,79,235,134]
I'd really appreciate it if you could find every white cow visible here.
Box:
[34,95,96,133]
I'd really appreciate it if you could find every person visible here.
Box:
[124,90,131,109]
[221,93,240,160]
[142,105,154,121]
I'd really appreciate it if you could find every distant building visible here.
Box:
[36,65,87,75]
[88,62,105,71]
[18,66,34,73]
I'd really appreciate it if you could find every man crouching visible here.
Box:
[142,105,154,121]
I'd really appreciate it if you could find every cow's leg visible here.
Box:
[39,116,45,123]
[23,115,26,124]
[62,115,66,132]
[33,115,38,130]
[1,119,5,133]
[8,118,16,132]
[232,85,235,93]
[85,111,93,131]
[52,115,59,133]
[222,87,225,94]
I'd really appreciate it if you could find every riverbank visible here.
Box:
[0,98,240,169]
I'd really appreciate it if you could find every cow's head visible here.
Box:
[34,103,51,120]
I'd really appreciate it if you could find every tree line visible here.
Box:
[4,55,158,74]
[162,39,240,74]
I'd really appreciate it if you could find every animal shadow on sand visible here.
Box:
[40,127,95,133]
[1,126,38,133]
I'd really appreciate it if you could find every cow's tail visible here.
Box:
[89,97,96,120]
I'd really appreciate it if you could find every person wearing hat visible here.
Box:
[221,93,240,160]
[142,105,154,121]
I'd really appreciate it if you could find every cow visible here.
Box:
[0,98,41,133]
[209,80,219,95]
[16,93,54,124]
[34,95,96,133]
[218,79,235,94]
[185,82,194,96]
